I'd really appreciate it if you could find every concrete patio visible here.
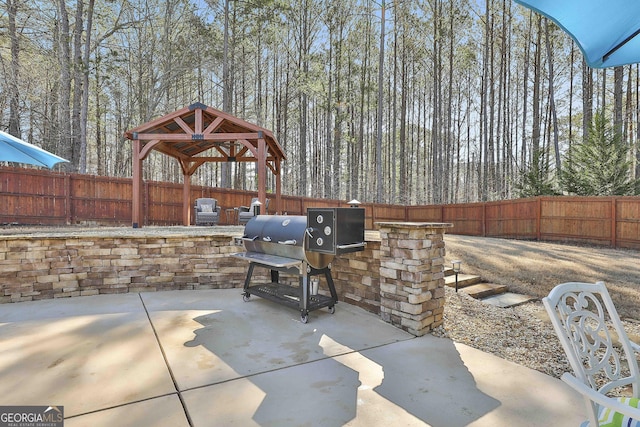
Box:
[0,288,586,426]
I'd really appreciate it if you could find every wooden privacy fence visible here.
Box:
[406,197,640,249]
[1,166,639,249]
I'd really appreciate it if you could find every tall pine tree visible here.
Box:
[516,148,559,198]
[561,112,639,196]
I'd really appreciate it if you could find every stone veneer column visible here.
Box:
[377,222,453,336]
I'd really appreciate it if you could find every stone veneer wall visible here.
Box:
[0,233,253,303]
[377,222,452,336]
[0,234,383,308]
[1,224,450,336]
[330,241,381,315]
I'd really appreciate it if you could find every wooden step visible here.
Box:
[459,283,508,299]
[443,267,460,277]
[443,267,510,301]
[444,273,481,289]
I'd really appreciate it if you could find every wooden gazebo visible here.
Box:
[124,102,285,227]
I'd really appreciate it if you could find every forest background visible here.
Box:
[1,0,639,205]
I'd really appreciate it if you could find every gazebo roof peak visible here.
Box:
[124,102,285,161]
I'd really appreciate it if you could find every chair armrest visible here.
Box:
[239,206,250,213]
[630,340,640,353]
[562,373,640,419]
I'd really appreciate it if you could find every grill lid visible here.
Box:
[243,215,334,269]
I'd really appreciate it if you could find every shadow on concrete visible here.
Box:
[363,337,500,427]
[183,294,498,426]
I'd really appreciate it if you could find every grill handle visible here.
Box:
[278,240,297,245]
[336,242,366,250]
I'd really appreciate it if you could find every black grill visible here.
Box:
[233,207,365,323]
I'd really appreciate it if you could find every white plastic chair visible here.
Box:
[543,281,640,426]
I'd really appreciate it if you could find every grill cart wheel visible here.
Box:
[242,292,251,302]
[329,306,335,314]
[301,312,309,323]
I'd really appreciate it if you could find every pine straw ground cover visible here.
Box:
[438,234,640,384]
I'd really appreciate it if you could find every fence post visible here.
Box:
[482,203,486,237]
[536,197,542,241]
[372,203,377,225]
[65,174,72,225]
[611,197,617,248]
[144,181,149,226]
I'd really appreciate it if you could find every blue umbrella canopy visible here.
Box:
[0,130,69,169]
[515,0,640,68]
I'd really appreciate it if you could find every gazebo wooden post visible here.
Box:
[257,134,267,212]
[275,158,282,214]
[132,139,143,228]
[183,172,191,226]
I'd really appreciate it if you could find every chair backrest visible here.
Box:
[543,282,640,398]
[195,198,217,212]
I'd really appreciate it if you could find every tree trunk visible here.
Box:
[7,0,21,137]
[625,66,633,144]
[531,15,542,155]
[568,43,574,145]
[544,20,560,173]
[333,23,344,201]
[221,0,232,188]
[582,59,593,142]
[57,0,73,168]
[72,0,84,170]
[375,1,386,203]
[432,0,442,203]
[79,0,95,174]
[614,66,623,136]
[325,33,334,198]
[521,12,532,167]
[95,55,104,176]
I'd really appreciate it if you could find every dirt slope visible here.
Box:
[444,234,640,320]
